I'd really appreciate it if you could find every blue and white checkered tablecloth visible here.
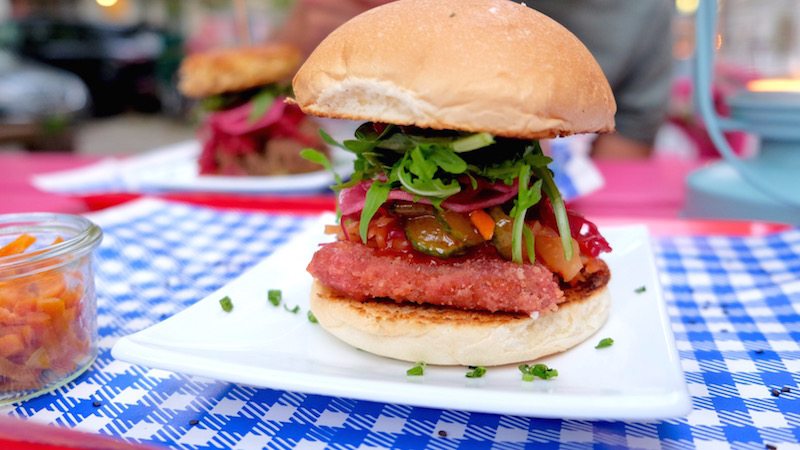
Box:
[4,199,799,450]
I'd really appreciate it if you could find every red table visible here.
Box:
[0,153,101,214]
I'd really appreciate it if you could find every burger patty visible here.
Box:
[307,241,565,314]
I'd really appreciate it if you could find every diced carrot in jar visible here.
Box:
[61,287,82,309]
[25,311,51,327]
[0,307,15,324]
[32,272,67,299]
[0,334,25,358]
[0,233,92,394]
[0,281,28,307]
[0,356,39,383]
[0,234,36,257]
[37,297,66,317]
[19,325,34,346]
[24,347,50,370]
[63,306,78,324]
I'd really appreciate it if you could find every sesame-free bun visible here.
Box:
[309,274,611,366]
[292,0,616,139]
[180,44,301,98]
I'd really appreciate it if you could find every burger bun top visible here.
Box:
[180,44,301,98]
[292,0,616,139]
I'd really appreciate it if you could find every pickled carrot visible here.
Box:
[0,234,36,257]
[0,234,90,393]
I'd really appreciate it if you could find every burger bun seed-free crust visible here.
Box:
[310,280,611,367]
[180,44,301,98]
[291,0,616,139]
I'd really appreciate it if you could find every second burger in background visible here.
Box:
[179,44,327,176]
[294,0,616,366]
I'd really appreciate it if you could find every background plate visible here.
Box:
[112,215,691,420]
[31,119,358,195]
[125,140,353,194]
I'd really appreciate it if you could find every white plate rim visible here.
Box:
[112,218,691,420]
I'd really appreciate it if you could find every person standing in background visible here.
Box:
[273,0,389,57]
[520,0,673,159]
[274,0,673,159]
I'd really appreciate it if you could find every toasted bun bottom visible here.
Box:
[310,280,611,366]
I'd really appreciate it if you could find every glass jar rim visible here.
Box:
[0,213,102,278]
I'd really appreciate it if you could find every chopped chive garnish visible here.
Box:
[522,373,535,382]
[518,363,558,381]
[307,310,318,323]
[283,304,300,314]
[634,286,646,294]
[532,364,558,380]
[219,296,233,312]
[465,366,486,378]
[268,289,282,306]
[595,337,614,349]
[406,362,426,376]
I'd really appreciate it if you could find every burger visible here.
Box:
[293,0,616,366]
[179,44,327,176]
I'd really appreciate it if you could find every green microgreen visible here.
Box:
[406,362,426,376]
[531,142,572,260]
[300,149,341,184]
[360,181,391,243]
[509,164,543,264]
[522,226,536,265]
[635,286,647,294]
[451,132,495,152]
[283,304,300,314]
[268,289,282,307]
[465,366,487,378]
[518,363,558,381]
[319,128,347,150]
[219,296,233,313]
[307,310,318,324]
[200,95,226,112]
[200,83,291,115]
[595,338,614,349]
[248,89,276,123]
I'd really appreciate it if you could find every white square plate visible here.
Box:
[112,215,690,420]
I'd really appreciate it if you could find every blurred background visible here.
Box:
[0,0,291,154]
[0,0,797,157]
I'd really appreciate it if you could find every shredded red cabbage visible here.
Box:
[198,96,316,175]
[539,199,611,257]
[338,179,518,216]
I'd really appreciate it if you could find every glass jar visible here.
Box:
[0,213,102,404]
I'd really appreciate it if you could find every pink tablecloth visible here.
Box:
[0,153,101,214]
[570,156,703,219]
[0,152,704,218]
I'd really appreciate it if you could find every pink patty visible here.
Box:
[307,241,564,314]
